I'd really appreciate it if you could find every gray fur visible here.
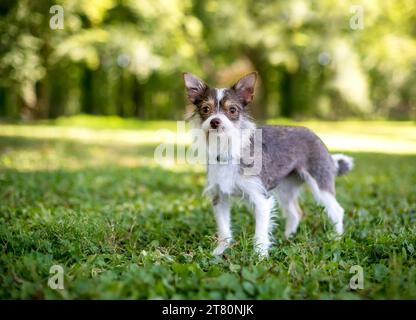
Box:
[336,158,351,176]
[246,125,338,194]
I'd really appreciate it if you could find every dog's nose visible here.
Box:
[210,118,222,129]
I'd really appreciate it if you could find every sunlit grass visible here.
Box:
[1,116,415,163]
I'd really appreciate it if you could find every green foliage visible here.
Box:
[0,118,415,299]
[0,1,415,120]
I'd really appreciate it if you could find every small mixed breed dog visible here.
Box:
[183,71,354,257]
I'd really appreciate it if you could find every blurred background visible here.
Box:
[0,0,415,122]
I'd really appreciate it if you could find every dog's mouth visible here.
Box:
[207,126,226,134]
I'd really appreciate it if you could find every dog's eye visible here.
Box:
[229,106,237,114]
[201,106,210,114]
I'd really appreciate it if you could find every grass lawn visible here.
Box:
[0,116,415,299]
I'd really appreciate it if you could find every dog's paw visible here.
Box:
[212,239,232,256]
[284,229,297,240]
[335,222,344,236]
[212,243,230,256]
[254,243,270,259]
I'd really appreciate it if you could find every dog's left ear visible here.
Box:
[231,72,257,105]
[183,72,207,104]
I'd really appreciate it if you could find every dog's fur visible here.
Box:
[183,71,354,257]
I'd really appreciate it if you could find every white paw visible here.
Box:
[254,242,270,258]
[284,228,297,240]
[212,241,231,256]
[335,222,344,236]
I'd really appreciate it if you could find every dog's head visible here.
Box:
[183,72,257,133]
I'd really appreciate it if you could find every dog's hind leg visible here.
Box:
[277,176,303,239]
[212,193,233,256]
[319,191,344,235]
[300,169,344,235]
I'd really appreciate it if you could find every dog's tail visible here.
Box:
[332,154,354,176]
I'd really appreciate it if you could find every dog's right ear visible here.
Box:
[183,72,207,104]
[231,72,257,106]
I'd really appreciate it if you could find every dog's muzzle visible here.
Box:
[210,118,222,129]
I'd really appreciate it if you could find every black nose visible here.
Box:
[210,118,222,129]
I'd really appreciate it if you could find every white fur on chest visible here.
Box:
[205,162,267,201]
[206,163,239,195]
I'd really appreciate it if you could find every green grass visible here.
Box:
[0,116,415,299]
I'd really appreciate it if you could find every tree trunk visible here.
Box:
[280,70,294,118]
[133,77,145,118]
[81,69,94,114]
[33,78,50,119]
[245,49,268,121]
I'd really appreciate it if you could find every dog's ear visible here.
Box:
[231,72,257,105]
[183,72,207,104]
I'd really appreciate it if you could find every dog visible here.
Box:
[183,71,354,257]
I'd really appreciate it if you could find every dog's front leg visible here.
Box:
[252,194,274,257]
[240,181,274,257]
[238,179,274,257]
[212,193,232,256]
